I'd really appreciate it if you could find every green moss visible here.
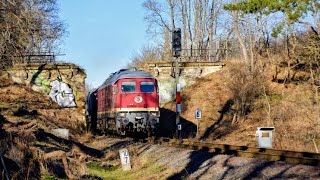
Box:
[87,161,130,180]
[43,175,56,180]
[269,94,283,101]
[87,160,167,180]
[0,103,9,109]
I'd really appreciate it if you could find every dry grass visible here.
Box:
[163,60,320,152]
[0,75,90,179]
[86,143,177,180]
[0,57,319,179]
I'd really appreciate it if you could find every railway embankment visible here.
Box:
[0,61,320,179]
[160,61,320,153]
[0,72,94,179]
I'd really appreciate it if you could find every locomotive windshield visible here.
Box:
[121,82,136,92]
[140,82,154,92]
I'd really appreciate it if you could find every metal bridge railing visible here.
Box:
[165,48,242,62]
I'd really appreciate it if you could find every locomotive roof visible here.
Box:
[98,67,155,90]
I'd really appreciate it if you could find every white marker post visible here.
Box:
[119,148,131,171]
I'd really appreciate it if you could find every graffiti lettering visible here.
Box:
[48,80,76,108]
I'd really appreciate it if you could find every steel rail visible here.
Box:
[146,138,320,166]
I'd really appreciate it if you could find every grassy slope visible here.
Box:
[0,75,176,179]
[0,75,88,179]
[0,66,319,179]
[163,62,319,152]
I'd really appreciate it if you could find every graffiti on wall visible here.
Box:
[48,80,77,108]
[158,76,187,103]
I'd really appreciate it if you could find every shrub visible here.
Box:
[226,62,266,119]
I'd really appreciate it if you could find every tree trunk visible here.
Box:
[187,0,193,54]
[208,1,215,61]
[193,0,200,59]
[232,10,248,63]
[180,0,188,57]
[167,0,175,30]
[248,16,254,72]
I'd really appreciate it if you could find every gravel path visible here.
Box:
[87,137,320,179]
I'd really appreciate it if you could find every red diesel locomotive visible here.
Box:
[85,67,160,135]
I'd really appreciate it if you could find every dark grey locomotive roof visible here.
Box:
[98,67,155,90]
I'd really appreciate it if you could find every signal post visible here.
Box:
[172,28,182,140]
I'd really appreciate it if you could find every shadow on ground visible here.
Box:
[167,152,320,179]
[158,108,196,138]
[36,129,104,158]
[200,99,235,140]
[167,151,216,179]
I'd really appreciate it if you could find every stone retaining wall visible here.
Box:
[5,63,87,122]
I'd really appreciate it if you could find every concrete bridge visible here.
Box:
[144,61,225,103]
[3,61,224,121]
[4,63,87,122]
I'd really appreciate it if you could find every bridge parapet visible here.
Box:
[144,61,225,103]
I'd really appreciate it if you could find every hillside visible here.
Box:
[163,61,319,153]
[0,75,92,179]
[0,67,319,179]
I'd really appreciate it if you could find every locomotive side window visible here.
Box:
[140,82,154,92]
[121,82,136,92]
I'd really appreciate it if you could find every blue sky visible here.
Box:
[58,0,149,87]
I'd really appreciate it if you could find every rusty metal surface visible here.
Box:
[146,137,320,166]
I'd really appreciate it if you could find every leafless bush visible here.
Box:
[0,0,66,67]
[226,62,266,119]
[128,45,162,68]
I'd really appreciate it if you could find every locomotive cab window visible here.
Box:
[121,82,136,92]
[140,82,154,92]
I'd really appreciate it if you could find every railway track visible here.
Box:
[140,137,320,166]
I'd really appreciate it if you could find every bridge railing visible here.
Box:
[165,48,241,61]
[23,52,59,64]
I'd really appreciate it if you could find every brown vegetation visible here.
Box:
[0,75,92,179]
[161,57,319,152]
[0,0,65,68]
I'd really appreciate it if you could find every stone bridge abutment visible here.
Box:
[144,61,225,103]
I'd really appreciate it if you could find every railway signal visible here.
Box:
[172,28,182,139]
[172,28,181,57]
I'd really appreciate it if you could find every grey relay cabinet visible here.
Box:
[256,127,274,148]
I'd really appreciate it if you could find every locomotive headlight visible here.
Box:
[123,118,129,124]
[151,111,160,117]
[118,112,126,117]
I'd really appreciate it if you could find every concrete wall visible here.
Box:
[6,63,87,121]
[144,61,225,103]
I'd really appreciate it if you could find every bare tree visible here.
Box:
[143,0,225,61]
[230,0,248,64]
[128,45,163,68]
[0,0,66,68]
